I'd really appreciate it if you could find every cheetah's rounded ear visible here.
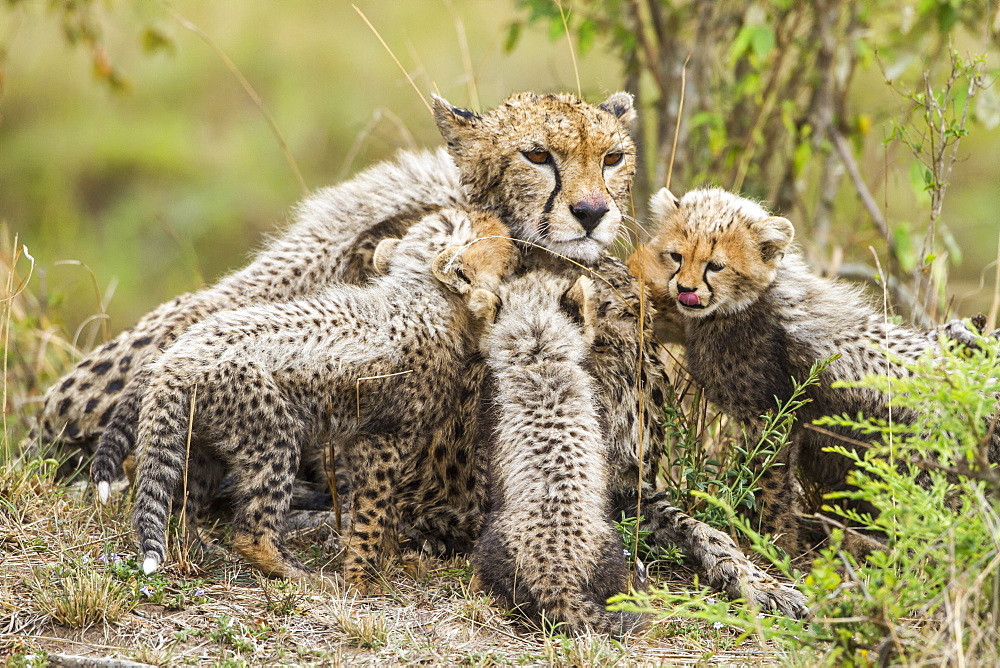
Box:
[432,94,481,147]
[648,188,681,223]
[562,275,598,342]
[599,92,636,125]
[752,216,794,263]
[372,238,402,275]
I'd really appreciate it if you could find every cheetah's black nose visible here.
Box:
[570,201,610,233]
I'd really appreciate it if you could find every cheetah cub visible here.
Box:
[467,265,807,628]
[131,210,514,589]
[466,270,642,636]
[629,186,999,556]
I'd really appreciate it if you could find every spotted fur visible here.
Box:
[121,88,639,584]
[631,186,1000,556]
[132,210,514,588]
[40,147,466,476]
[470,271,643,636]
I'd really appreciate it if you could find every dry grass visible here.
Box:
[27,565,136,629]
[0,499,785,665]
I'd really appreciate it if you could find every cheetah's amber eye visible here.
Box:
[668,252,682,264]
[603,152,624,167]
[707,261,725,272]
[523,150,552,165]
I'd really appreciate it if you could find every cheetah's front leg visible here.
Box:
[748,428,803,557]
[639,490,808,619]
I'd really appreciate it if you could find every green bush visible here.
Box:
[617,335,1000,666]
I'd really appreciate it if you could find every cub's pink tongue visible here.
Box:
[678,292,701,306]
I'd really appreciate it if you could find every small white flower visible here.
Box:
[713,621,725,630]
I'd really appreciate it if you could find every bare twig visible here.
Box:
[665,54,689,191]
[832,131,889,241]
[556,0,581,98]
[353,5,433,117]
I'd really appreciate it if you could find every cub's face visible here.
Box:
[629,187,794,319]
[433,91,637,265]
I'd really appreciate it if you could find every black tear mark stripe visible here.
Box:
[540,162,562,239]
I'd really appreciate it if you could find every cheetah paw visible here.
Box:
[709,557,808,619]
[742,577,808,619]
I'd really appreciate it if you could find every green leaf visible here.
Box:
[576,17,597,54]
[936,2,958,32]
[141,27,174,55]
[504,21,522,53]
[728,25,754,63]
[547,16,566,41]
[908,162,932,203]
[941,225,963,265]
[750,26,775,61]
[892,222,916,273]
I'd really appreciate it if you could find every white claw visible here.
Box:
[97,481,110,505]
[142,556,159,575]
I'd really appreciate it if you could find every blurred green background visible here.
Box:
[1,1,998,347]
[0,1,622,339]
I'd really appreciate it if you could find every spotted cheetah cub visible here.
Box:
[465,270,642,636]
[132,209,514,589]
[629,186,999,556]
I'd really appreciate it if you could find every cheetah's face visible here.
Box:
[433,92,637,265]
[630,187,794,319]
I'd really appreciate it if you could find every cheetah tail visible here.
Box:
[91,371,152,503]
[131,379,191,574]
